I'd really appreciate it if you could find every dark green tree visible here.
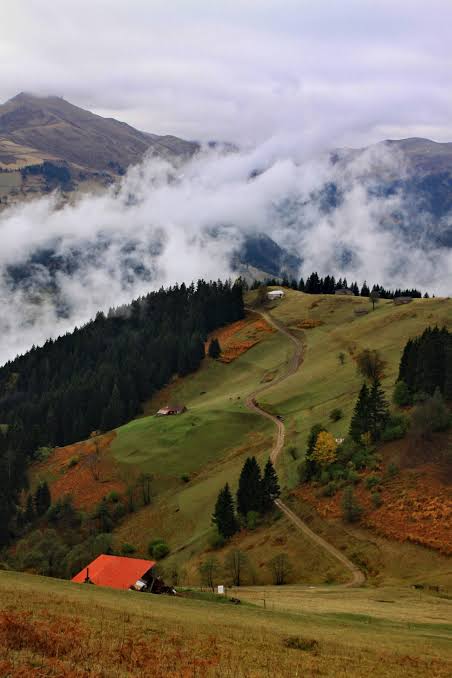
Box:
[101,383,124,431]
[261,459,280,511]
[212,483,238,538]
[237,457,263,516]
[360,281,370,296]
[368,379,389,441]
[341,486,362,523]
[349,383,370,442]
[94,499,114,533]
[208,337,221,359]
[34,481,51,516]
[303,423,326,480]
[24,493,35,523]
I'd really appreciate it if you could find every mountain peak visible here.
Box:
[0,92,198,178]
[6,91,65,105]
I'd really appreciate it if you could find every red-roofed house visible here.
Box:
[72,554,156,591]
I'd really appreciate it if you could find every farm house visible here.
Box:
[72,555,156,590]
[72,554,175,594]
[156,404,187,416]
[393,296,413,305]
[267,290,284,300]
[334,288,354,296]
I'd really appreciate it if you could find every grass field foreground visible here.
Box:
[1,570,451,677]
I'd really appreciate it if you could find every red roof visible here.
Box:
[72,554,156,590]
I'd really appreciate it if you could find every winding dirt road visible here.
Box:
[245,308,365,587]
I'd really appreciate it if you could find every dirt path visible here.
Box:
[245,307,365,587]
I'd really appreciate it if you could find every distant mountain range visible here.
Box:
[1,92,452,281]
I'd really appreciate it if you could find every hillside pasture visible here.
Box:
[258,290,452,487]
[1,570,451,677]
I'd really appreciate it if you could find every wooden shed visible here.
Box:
[156,404,187,416]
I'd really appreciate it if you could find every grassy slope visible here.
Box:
[1,570,451,677]
[111,315,352,584]
[259,291,452,486]
[31,290,452,586]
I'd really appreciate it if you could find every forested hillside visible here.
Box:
[0,279,244,545]
[398,326,452,398]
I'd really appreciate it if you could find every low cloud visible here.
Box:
[0,140,451,364]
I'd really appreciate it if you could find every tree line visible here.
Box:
[251,272,424,299]
[0,279,245,546]
[397,326,452,402]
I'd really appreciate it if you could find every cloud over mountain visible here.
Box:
[0,137,451,364]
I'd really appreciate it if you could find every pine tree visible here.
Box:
[304,423,326,480]
[24,493,35,523]
[445,344,452,402]
[237,456,263,516]
[34,481,51,516]
[261,459,280,512]
[360,281,370,297]
[208,338,221,359]
[349,383,370,442]
[101,384,124,431]
[212,483,238,538]
[368,378,389,441]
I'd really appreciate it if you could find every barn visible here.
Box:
[72,554,156,591]
[335,288,354,296]
[156,404,187,416]
[267,289,284,300]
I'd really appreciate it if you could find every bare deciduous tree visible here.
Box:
[356,348,387,382]
[268,553,292,585]
[198,557,221,592]
[224,550,249,587]
[138,472,153,505]
[370,290,380,311]
[86,435,101,481]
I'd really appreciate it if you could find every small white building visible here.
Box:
[267,289,284,300]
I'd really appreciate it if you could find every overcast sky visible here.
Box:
[1,0,451,146]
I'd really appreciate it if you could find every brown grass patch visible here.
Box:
[0,607,220,677]
[32,432,125,509]
[0,609,85,658]
[2,575,451,678]
[207,314,275,363]
[293,319,324,329]
[296,443,452,556]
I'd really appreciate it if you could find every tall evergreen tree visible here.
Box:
[304,423,326,480]
[208,338,221,359]
[237,456,263,516]
[34,481,51,517]
[101,383,124,431]
[445,344,452,401]
[368,379,389,441]
[360,281,370,297]
[24,493,35,523]
[349,383,370,442]
[212,483,238,538]
[261,459,280,511]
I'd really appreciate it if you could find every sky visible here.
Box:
[1,0,452,146]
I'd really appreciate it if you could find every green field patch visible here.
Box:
[112,409,269,478]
